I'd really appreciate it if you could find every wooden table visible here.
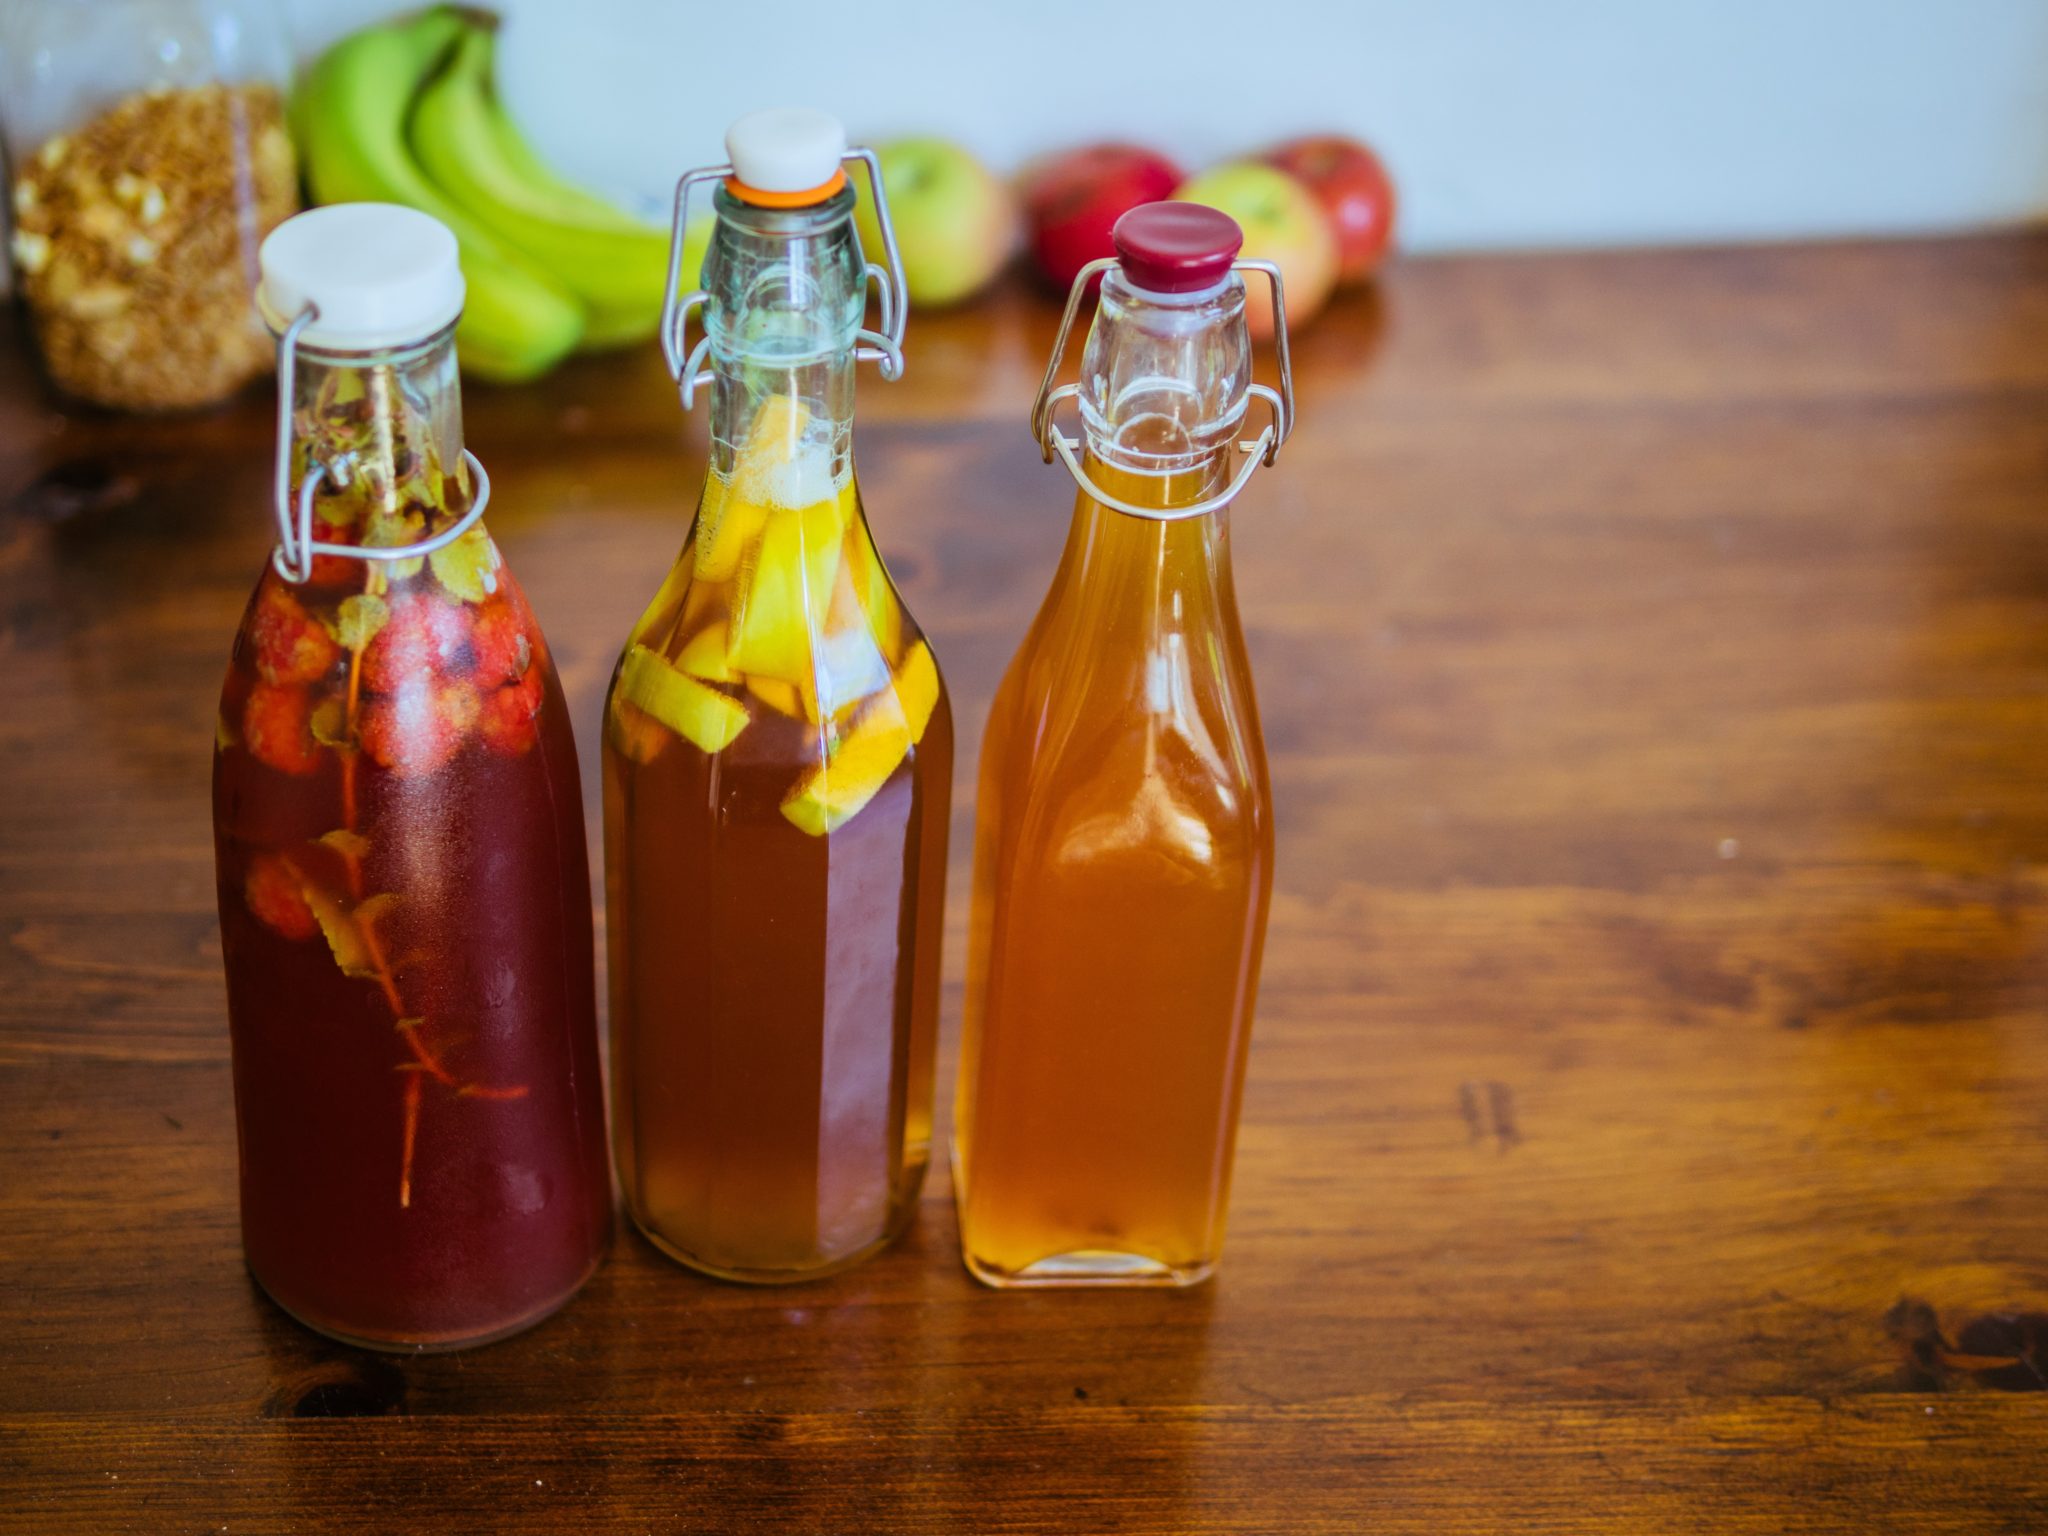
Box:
[4,237,2045,1533]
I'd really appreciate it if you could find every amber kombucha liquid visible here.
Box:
[604,413,950,1282]
[955,453,1272,1286]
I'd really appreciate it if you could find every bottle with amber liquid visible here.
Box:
[604,111,951,1282]
[954,203,1296,1287]
[213,204,611,1348]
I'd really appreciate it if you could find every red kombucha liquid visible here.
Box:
[214,560,610,1348]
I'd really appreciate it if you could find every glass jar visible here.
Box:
[1,0,298,410]
[603,110,952,1282]
[213,205,611,1349]
[954,203,1296,1287]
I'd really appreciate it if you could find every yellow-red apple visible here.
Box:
[1172,163,1337,338]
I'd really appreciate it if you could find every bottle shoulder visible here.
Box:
[980,592,1270,885]
[601,469,948,830]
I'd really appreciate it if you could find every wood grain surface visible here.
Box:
[3,237,2046,1533]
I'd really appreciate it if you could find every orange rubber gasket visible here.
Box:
[724,168,848,208]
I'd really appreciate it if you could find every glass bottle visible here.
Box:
[603,110,951,1283]
[212,204,611,1349]
[0,0,299,411]
[953,203,1296,1288]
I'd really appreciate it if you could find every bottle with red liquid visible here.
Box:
[954,204,1296,1287]
[212,204,610,1348]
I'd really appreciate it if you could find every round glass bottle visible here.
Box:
[213,204,611,1349]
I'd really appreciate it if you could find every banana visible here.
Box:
[408,26,670,350]
[572,214,717,349]
[481,96,645,233]
[294,8,583,381]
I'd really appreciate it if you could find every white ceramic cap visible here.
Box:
[725,108,847,193]
[258,203,465,350]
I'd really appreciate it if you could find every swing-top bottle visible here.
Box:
[954,202,1296,1287]
[603,111,951,1282]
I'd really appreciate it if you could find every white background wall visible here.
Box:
[279,0,2048,254]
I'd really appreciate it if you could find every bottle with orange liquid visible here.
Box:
[954,203,1295,1287]
[603,111,951,1282]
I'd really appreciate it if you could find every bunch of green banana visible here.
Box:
[293,7,676,381]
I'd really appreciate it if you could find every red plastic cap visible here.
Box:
[1112,202,1243,293]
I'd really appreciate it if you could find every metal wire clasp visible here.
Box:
[270,307,492,585]
[659,147,910,412]
[1028,257,1296,522]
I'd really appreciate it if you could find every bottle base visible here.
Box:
[628,1206,914,1286]
[960,1246,1217,1290]
[952,1147,1219,1288]
[251,1245,604,1354]
[620,1153,928,1284]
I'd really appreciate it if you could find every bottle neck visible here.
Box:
[1045,267,1250,620]
[703,183,864,487]
[290,325,471,546]
[1036,451,1242,693]
[1077,450,1233,522]
[1076,267,1252,510]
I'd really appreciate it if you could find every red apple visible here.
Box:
[1262,135,1396,284]
[1019,143,1182,292]
[1172,163,1338,340]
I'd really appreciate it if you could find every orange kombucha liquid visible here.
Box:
[955,453,1272,1286]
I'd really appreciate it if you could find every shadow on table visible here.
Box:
[240,1199,1230,1528]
